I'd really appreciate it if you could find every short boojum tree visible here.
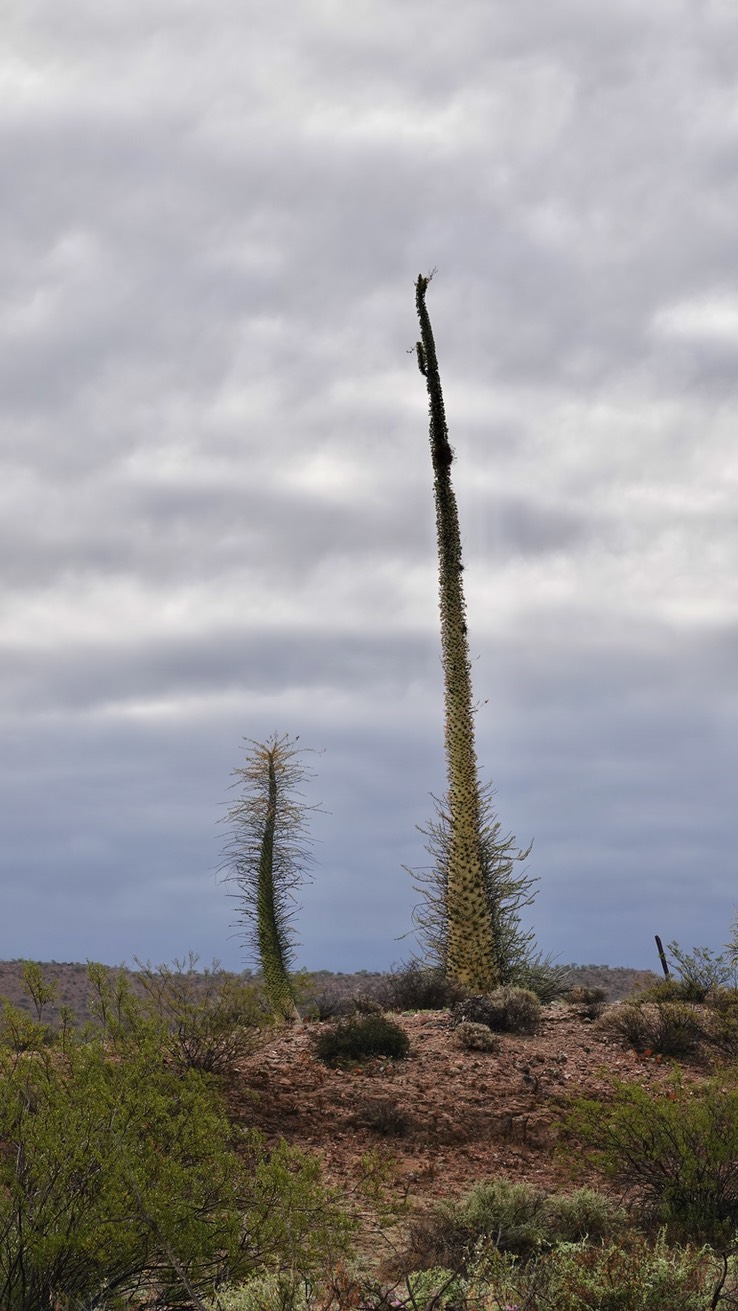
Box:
[221,733,319,1021]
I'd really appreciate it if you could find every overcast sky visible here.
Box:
[2,0,737,975]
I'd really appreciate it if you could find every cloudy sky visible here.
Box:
[2,0,737,975]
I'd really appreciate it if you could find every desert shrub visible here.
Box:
[353,1096,412,1137]
[542,1187,629,1244]
[131,954,268,1074]
[598,1001,706,1058]
[455,1020,501,1053]
[0,1001,54,1052]
[510,957,572,1002]
[566,1075,738,1243]
[666,941,736,1001]
[699,990,738,1060]
[498,986,541,1033]
[305,988,356,1021]
[0,1023,246,1307]
[703,986,738,1013]
[312,1014,410,1066]
[451,987,540,1035]
[352,994,385,1016]
[402,1266,467,1308]
[237,1133,356,1278]
[633,977,694,1003]
[408,1176,641,1279]
[379,963,465,1012]
[0,995,354,1309]
[451,994,500,1028]
[479,1233,722,1311]
[206,1274,314,1311]
[566,986,608,1020]
[407,1178,551,1271]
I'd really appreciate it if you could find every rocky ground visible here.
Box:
[225,1001,705,1269]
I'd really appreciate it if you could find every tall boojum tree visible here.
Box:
[413,273,532,992]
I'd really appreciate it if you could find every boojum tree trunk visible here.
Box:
[221,734,317,1023]
[415,273,499,992]
[256,746,301,1021]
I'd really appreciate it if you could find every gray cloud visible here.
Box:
[1,0,737,971]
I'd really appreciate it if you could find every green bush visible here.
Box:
[0,994,354,1309]
[701,990,738,1059]
[311,1014,410,1066]
[403,1266,467,1308]
[0,1022,246,1306]
[408,1179,550,1271]
[542,1187,628,1243]
[452,987,541,1035]
[205,1274,313,1311]
[498,986,541,1033]
[633,977,694,1004]
[479,1233,722,1311]
[566,1075,738,1243]
[598,1001,706,1058]
[236,1133,356,1278]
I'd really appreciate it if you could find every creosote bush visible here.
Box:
[0,965,357,1309]
[311,1014,410,1066]
[598,1000,706,1058]
[666,940,737,1001]
[701,991,738,1060]
[566,1074,738,1244]
[132,953,269,1074]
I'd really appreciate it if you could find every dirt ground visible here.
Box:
[224,1002,703,1266]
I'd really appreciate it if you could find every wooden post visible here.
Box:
[654,935,670,978]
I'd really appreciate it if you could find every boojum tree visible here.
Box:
[414,273,531,992]
[220,733,319,1021]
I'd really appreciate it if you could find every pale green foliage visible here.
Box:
[404,1267,467,1308]
[0,1008,244,1306]
[20,960,57,1021]
[0,965,356,1308]
[409,1179,628,1275]
[206,1274,314,1311]
[237,1133,356,1275]
[477,1234,721,1311]
[220,734,321,1020]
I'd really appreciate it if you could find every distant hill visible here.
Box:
[0,959,661,1023]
